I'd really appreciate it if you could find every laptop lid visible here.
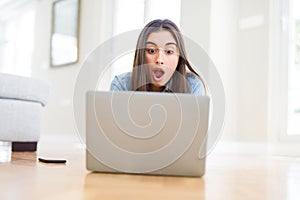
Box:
[86,91,210,177]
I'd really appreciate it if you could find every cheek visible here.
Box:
[168,56,179,70]
[145,54,154,64]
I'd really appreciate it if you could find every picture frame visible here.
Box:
[50,0,80,67]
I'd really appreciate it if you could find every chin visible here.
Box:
[153,80,166,86]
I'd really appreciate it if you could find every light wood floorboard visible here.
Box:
[0,140,299,200]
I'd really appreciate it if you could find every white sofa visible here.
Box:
[0,73,50,151]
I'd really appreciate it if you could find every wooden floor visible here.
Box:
[0,139,299,200]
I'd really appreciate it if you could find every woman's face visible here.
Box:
[145,30,179,87]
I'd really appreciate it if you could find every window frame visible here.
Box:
[269,0,300,143]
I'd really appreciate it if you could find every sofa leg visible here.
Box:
[12,142,37,152]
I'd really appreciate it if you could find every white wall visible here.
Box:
[236,0,270,141]
[181,0,211,52]
[181,0,239,141]
[32,0,114,137]
[210,0,270,142]
[210,0,238,141]
[181,0,271,142]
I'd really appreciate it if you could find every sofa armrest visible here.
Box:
[0,73,51,106]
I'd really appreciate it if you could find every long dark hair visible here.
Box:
[131,19,202,93]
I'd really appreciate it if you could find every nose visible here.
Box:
[155,50,164,65]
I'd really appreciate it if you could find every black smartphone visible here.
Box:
[38,157,67,164]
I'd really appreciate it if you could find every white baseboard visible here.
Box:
[211,140,300,157]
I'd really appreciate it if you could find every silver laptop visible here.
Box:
[86,91,210,177]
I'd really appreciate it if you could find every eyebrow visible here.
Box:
[146,41,177,46]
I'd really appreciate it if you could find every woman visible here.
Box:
[110,19,206,95]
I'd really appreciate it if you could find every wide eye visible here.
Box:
[165,49,174,54]
[146,48,156,54]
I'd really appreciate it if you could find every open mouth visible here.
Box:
[152,68,165,82]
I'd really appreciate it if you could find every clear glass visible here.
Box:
[0,141,11,163]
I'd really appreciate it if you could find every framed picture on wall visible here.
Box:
[50,0,80,67]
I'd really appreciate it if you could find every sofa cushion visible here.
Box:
[0,73,50,106]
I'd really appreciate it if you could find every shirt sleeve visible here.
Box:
[109,72,131,91]
[187,73,206,96]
